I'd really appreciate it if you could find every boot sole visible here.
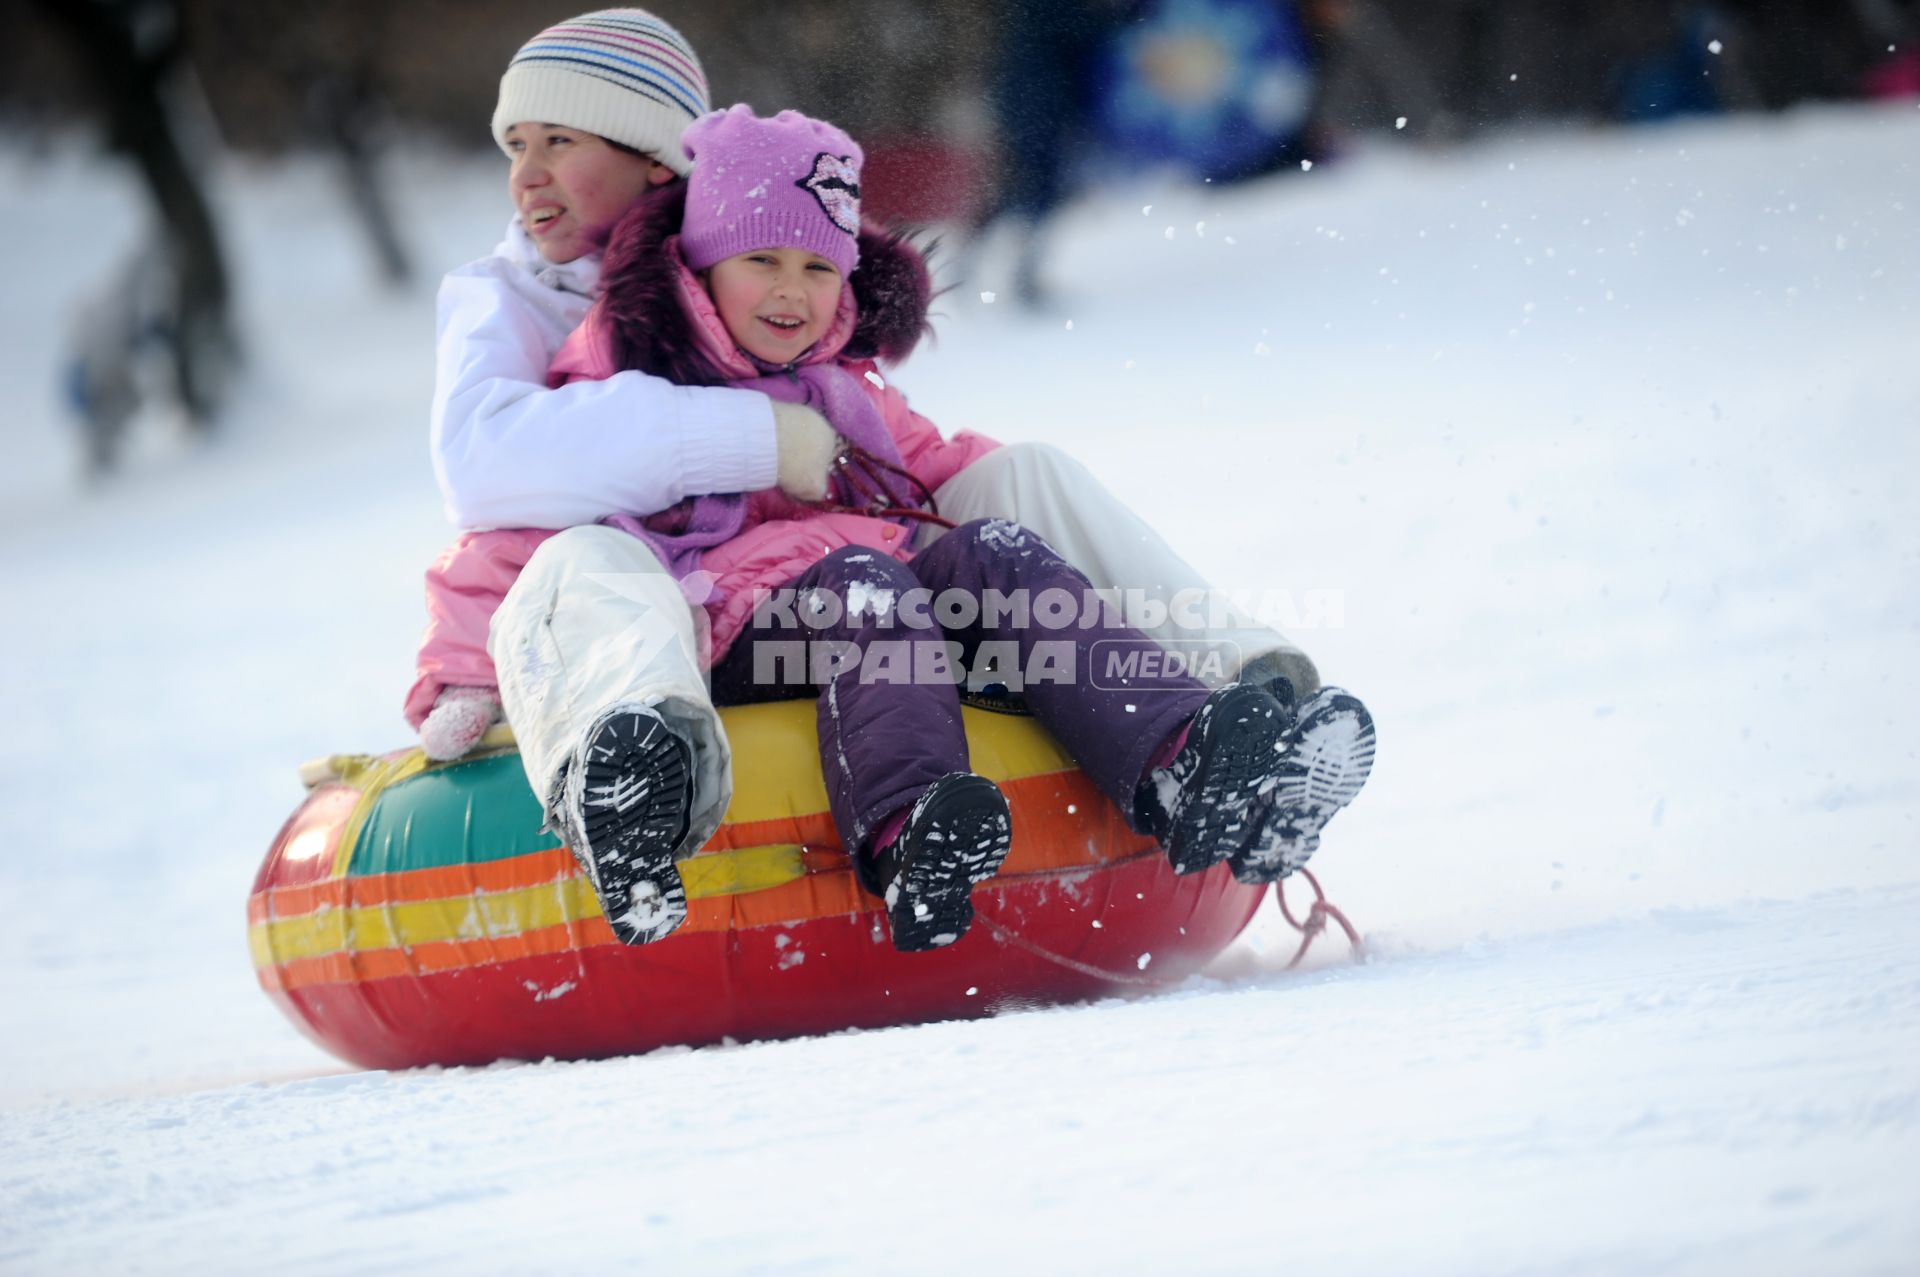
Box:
[886,774,1013,952]
[1234,690,1376,883]
[577,710,693,945]
[1164,686,1288,875]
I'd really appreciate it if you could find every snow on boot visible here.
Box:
[419,685,503,761]
[870,772,1013,952]
[557,706,695,946]
[1232,688,1376,883]
[1142,682,1291,875]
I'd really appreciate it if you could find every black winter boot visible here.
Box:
[1231,688,1377,883]
[557,706,695,945]
[868,772,1013,952]
[1140,682,1292,875]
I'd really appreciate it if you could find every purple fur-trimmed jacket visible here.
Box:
[406,184,998,727]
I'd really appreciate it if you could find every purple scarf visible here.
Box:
[600,360,913,602]
[742,359,912,510]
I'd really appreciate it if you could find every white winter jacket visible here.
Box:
[429,219,778,530]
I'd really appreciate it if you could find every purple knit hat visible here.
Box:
[679,105,863,276]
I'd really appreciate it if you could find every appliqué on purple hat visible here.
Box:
[798,152,861,234]
[680,105,865,276]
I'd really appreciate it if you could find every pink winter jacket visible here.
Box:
[405,211,996,728]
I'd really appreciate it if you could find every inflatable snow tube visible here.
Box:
[250,700,1267,1070]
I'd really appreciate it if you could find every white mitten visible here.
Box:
[419,685,503,761]
[770,400,841,502]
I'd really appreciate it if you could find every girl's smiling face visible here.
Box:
[505,123,674,264]
[705,247,844,365]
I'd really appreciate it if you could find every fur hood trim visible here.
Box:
[593,180,936,387]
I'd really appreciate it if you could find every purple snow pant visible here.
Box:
[708,518,1210,860]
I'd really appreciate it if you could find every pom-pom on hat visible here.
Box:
[491,9,709,176]
[678,105,864,277]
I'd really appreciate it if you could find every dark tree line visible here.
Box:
[5,0,1911,468]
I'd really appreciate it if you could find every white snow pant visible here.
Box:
[488,525,732,857]
[919,442,1320,695]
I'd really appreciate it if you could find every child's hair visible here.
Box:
[490,8,709,176]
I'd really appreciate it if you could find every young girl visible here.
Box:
[417,8,1372,954]
[416,100,1376,953]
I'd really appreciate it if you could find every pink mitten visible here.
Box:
[419,685,503,761]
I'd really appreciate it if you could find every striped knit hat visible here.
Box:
[491,9,710,176]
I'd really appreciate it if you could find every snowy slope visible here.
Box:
[2,105,1917,1273]
[7,889,1916,1276]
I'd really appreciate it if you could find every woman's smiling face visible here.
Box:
[504,123,673,264]
[705,247,844,364]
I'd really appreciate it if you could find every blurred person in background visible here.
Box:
[960,0,1122,308]
[961,0,1451,308]
[36,0,237,475]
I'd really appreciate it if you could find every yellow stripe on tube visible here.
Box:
[312,701,1070,885]
[255,843,808,965]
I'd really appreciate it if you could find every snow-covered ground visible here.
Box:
[2,104,1916,1273]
